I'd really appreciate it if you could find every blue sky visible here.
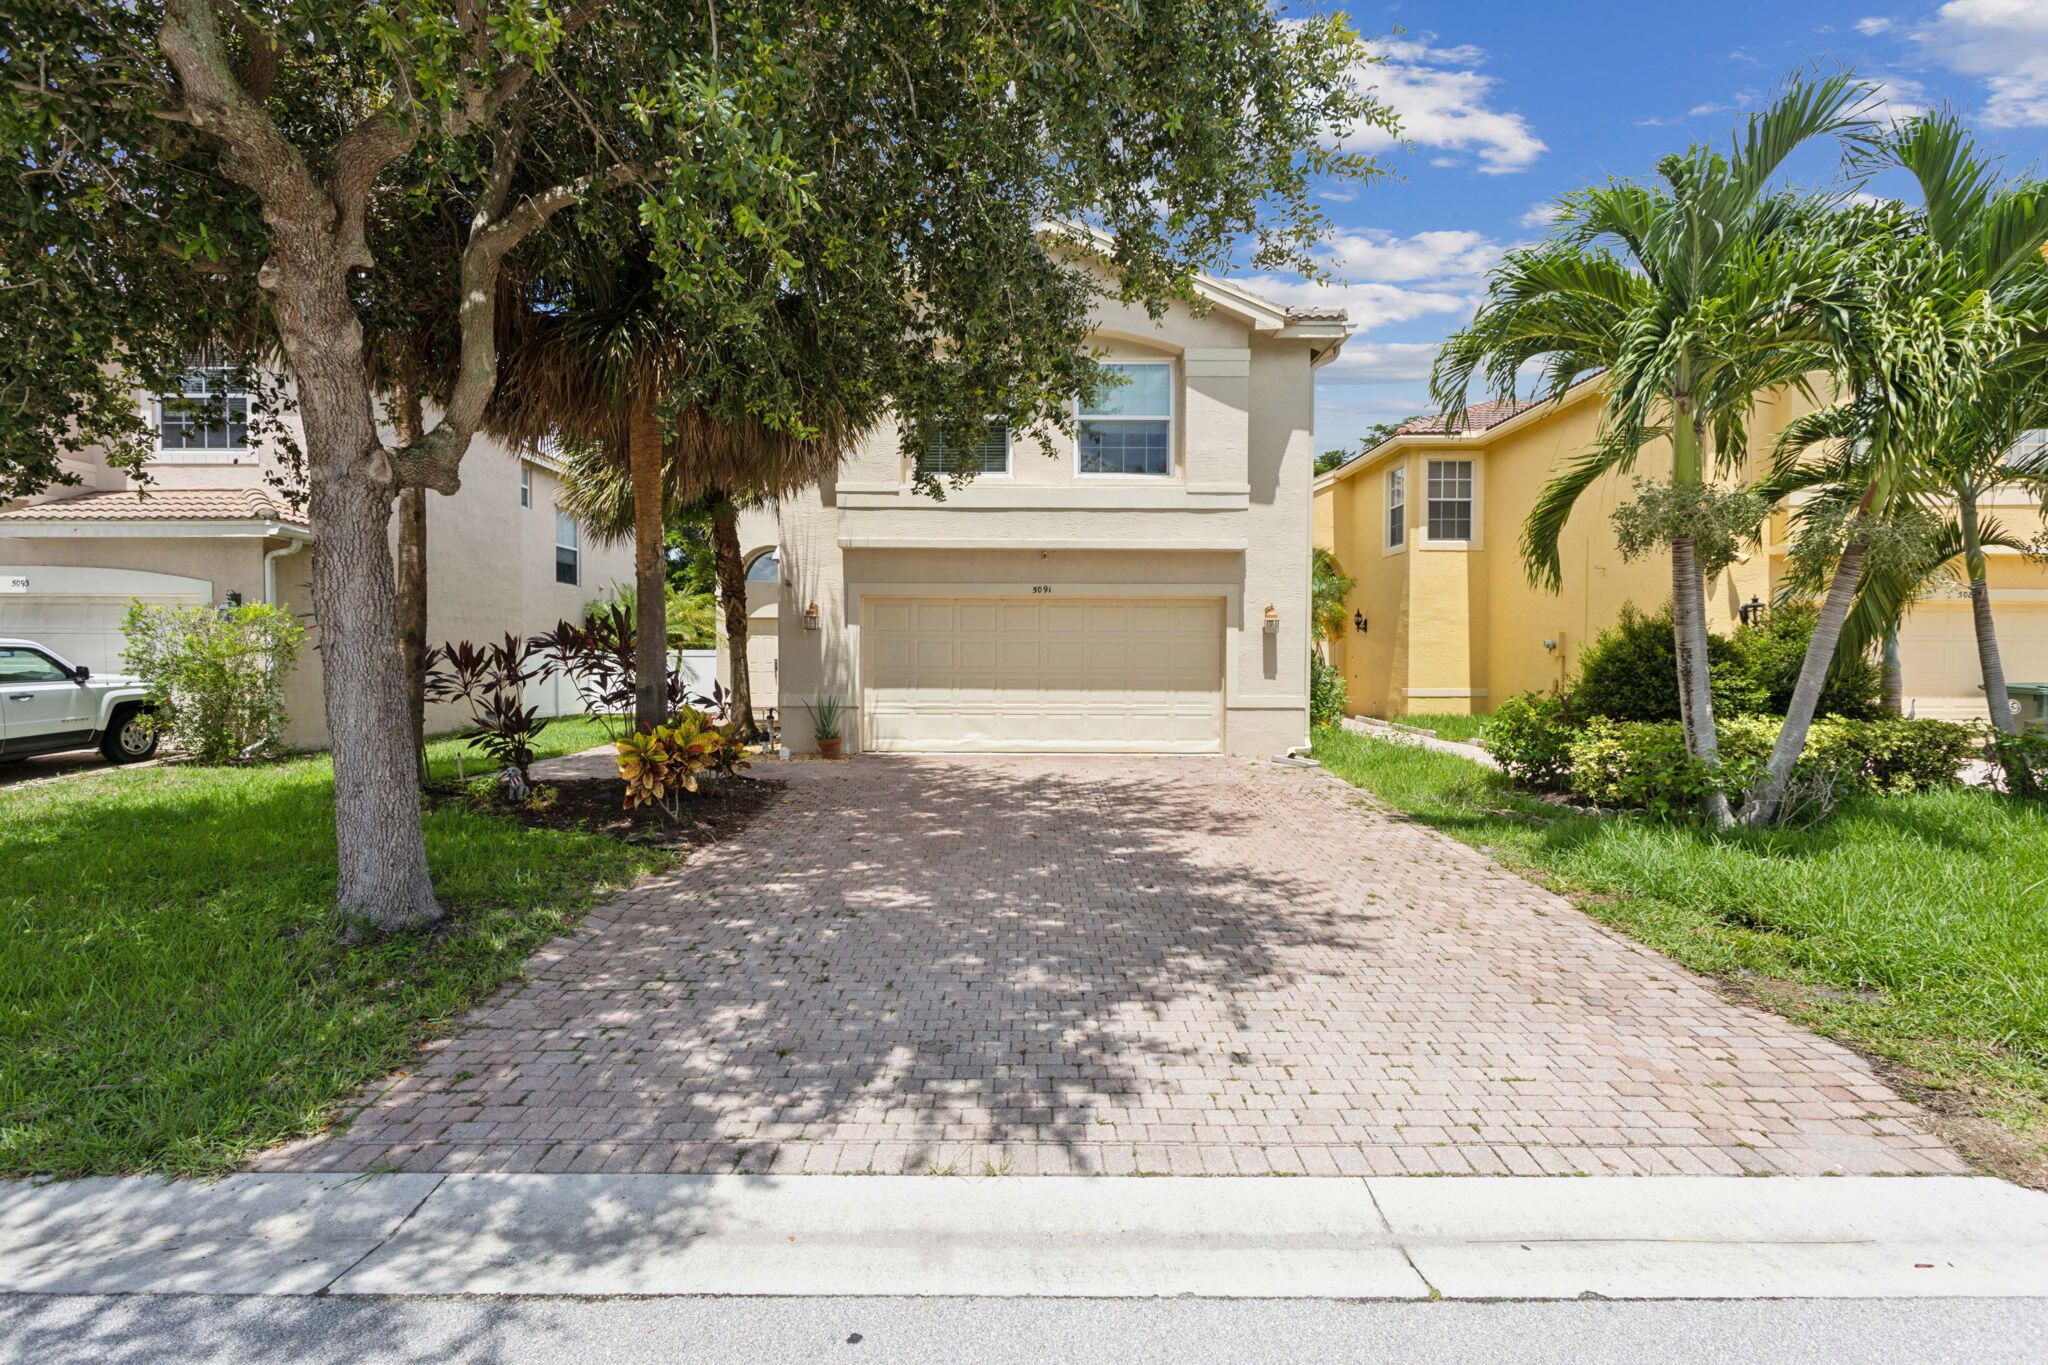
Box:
[1244,2,2048,455]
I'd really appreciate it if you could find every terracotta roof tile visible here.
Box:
[0,488,305,527]
[1396,398,1537,435]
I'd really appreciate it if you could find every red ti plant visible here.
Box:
[424,633,551,798]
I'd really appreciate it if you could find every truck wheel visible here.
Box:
[100,707,159,763]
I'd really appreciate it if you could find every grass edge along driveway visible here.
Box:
[1312,727,2048,1188]
[2,719,660,1178]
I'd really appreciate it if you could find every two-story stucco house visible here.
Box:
[0,371,631,748]
[733,275,1350,757]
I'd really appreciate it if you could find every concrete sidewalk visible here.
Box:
[4,1174,2045,1301]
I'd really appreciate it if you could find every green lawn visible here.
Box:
[1390,712,1491,744]
[1,716,656,1177]
[1313,727,2048,1176]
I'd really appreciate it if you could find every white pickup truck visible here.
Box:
[0,638,158,765]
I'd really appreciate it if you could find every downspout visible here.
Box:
[264,531,310,604]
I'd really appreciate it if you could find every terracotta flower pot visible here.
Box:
[817,737,844,760]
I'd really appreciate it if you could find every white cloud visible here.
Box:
[1908,0,2048,127]
[1865,74,1931,125]
[1340,36,1547,174]
[1518,202,1565,229]
[1317,228,1503,282]
[1314,341,1441,386]
[1855,17,1897,36]
[1233,273,1478,331]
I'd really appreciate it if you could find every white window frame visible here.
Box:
[743,547,781,584]
[153,367,249,462]
[1074,360,1175,479]
[1384,464,1407,553]
[1422,457,1479,549]
[913,421,1012,479]
[519,464,533,508]
[554,509,581,586]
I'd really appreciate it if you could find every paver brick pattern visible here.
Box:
[258,754,1965,1178]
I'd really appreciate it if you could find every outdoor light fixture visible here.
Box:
[1353,610,1368,634]
[1738,595,1767,627]
[1543,637,1558,652]
[802,601,821,630]
[1263,604,1280,635]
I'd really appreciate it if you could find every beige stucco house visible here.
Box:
[733,275,1350,756]
[0,372,630,747]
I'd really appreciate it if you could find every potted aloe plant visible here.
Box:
[807,696,846,759]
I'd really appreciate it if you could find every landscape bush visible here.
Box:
[1481,691,1579,790]
[1309,654,1348,729]
[1561,715,1972,816]
[1568,602,1883,723]
[119,601,304,763]
[615,707,752,818]
[424,634,551,799]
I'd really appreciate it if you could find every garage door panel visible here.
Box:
[1899,603,2048,721]
[864,595,1223,753]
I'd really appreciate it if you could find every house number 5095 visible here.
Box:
[1030,585,1053,594]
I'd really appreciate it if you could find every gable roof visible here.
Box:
[1395,398,1540,435]
[1315,376,1609,490]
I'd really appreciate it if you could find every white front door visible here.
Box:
[862,595,1225,754]
[0,645,92,746]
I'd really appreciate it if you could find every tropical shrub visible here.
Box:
[1569,605,1763,722]
[1309,654,1348,729]
[616,707,752,817]
[119,601,304,762]
[1482,691,1579,791]
[1728,604,1884,720]
[532,603,723,738]
[425,634,550,799]
[1561,716,1969,816]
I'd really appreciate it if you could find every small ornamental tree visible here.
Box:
[120,602,304,762]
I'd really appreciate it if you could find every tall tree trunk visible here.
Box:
[1882,627,1904,718]
[1671,535,1735,829]
[394,384,429,785]
[1960,496,2018,738]
[1742,528,1868,827]
[628,390,668,732]
[290,299,440,932]
[709,493,756,739]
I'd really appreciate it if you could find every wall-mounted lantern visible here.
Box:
[1263,604,1281,635]
[1352,610,1368,634]
[802,601,821,630]
[1738,595,1767,627]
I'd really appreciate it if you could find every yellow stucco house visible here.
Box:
[1312,378,2048,723]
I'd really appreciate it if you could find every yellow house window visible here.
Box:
[1426,459,1475,543]
[1386,465,1406,550]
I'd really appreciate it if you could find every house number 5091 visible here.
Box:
[1030,585,1053,594]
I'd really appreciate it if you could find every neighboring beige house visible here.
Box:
[0,370,631,747]
[734,273,1350,756]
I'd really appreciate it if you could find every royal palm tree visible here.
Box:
[1433,76,1875,828]
[1739,116,2048,823]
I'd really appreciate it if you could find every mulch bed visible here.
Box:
[427,773,785,853]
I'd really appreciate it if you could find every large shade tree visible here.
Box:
[5,1,1391,934]
[1432,76,1874,828]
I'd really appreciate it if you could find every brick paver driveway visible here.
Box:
[260,755,1964,1178]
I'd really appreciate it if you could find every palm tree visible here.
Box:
[1739,116,2048,824]
[1433,76,1875,828]
[1311,546,1355,651]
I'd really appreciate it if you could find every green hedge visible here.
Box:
[1310,654,1348,730]
[1571,603,1884,724]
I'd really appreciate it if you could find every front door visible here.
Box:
[0,645,93,752]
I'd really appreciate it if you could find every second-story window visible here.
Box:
[1426,459,1475,543]
[1078,361,1172,476]
[156,368,248,452]
[555,509,581,586]
[915,422,1010,478]
[1386,465,1406,550]
[520,465,533,508]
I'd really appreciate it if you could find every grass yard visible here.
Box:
[1,717,659,1178]
[1313,726,2048,1183]
[1388,712,1491,744]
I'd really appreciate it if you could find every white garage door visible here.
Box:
[0,567,212,674]
[1898,602,2048,721]
[863,595,1223,754]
